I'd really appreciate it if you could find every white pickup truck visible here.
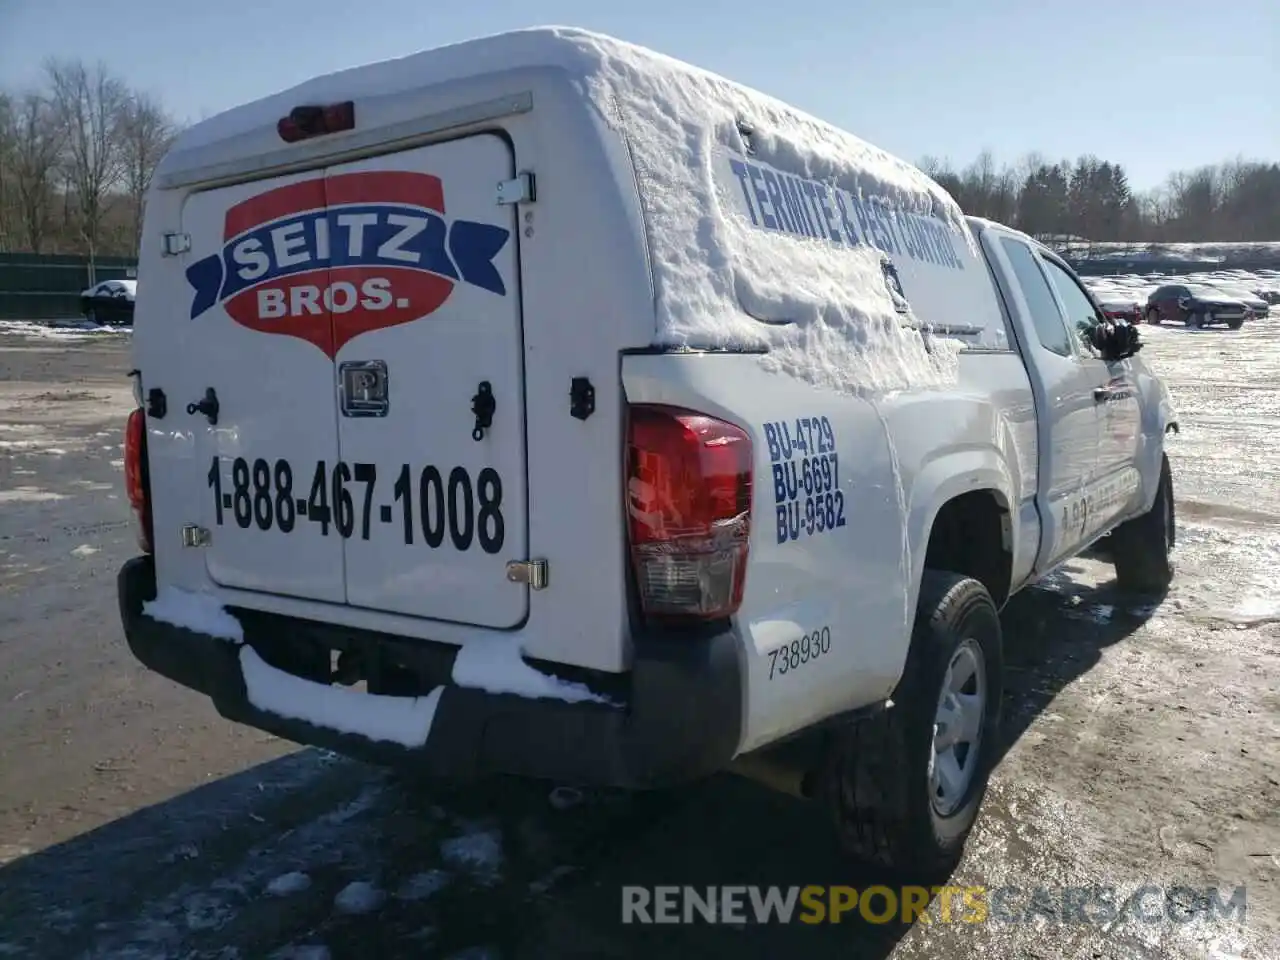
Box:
[117,27,1179,875]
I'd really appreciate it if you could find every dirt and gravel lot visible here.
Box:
[0,319,1276,959]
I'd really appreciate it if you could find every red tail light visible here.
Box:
[626,405,753,621]
[124,408,153,553]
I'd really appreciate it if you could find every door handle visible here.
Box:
[1093,387,1112,403]
[187,387,219,425]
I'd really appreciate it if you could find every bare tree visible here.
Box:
[118,91,176,254]
[8,92,64,253]
[45,58,128,279]
[0,92,17,249]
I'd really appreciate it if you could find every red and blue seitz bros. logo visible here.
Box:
[185,171,510,358]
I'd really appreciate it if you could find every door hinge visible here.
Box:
[496,172,535,205]
[506,558,548,590]
[161,232,191,256]
[181,524,212,547]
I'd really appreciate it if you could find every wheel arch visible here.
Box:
[906,463,1017,621]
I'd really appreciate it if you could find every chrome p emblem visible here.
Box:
[338,360,389,417]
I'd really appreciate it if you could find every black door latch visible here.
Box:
[570,377,595,420]
[187,387,219,425]
[147,387,167,419]
[471,382,495,441]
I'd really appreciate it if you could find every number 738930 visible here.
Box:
[206,455,506,554]
[768,626,833,679]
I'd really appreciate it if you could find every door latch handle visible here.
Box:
[1093,387,1112,403]
[187,387,219,425]
[471,381,495,441]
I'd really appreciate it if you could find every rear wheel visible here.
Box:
[1185,311,1203,328]
[818,571,1003,880]
[1227,318,1244,330]
[86,307,98,325]
[1146,308,1162,325]
[1111,454,1175,593]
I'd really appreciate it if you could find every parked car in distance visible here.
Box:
[1204,284,1270,319]
[1093,293,1143,323]
[1145,283,1248,329]
[80,279,136,325]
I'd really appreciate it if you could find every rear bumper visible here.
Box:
[1193,308,1246,322]
[117,556,743,789]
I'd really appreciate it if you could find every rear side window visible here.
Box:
[1000,238,1073,357]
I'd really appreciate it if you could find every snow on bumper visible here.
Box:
[117,556,743,788]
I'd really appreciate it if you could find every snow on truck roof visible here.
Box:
[166,27,991,394]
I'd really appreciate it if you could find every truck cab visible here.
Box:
[116,26,1177,878]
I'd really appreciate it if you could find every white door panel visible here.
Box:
[981,232,1101,569]
[329,136,529,628]
[1038,255,1146,533]
[181,172,345,602]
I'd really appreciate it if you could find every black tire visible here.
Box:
[1186,311,1203,328]
[1110,453,1175,593]
[1146,308,1162,325]
[1227,319,1243,330]
[818,571,1003,880]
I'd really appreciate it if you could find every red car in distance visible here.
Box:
[1144,283,1249,329]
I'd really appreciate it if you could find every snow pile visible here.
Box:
[162,26,980,396]
[332,880,385,915]
[0,319,131,339]
[451,636,614,704]
[240,646,442,748]
[395,869,450,901]
[143,584,607,723]
[272,947,331,960]
[143,585,244,641]
[265,871,313,897]
[0,487,67,503]
[440,828,504,884]
[581,38,978,392]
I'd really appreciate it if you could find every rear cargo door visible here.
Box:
[182,172,345,602]
[328,136,528,628]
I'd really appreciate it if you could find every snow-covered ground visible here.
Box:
[0,318,132,341]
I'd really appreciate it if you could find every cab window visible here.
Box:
[1040,257,1105,355]
[1000,238,1073,357]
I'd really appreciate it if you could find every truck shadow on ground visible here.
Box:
[0,561,1163,960]
[994,553,1166,763]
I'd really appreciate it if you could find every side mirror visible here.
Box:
[1091,320,1142,361]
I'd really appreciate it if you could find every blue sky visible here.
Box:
[1,0,1275,191]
